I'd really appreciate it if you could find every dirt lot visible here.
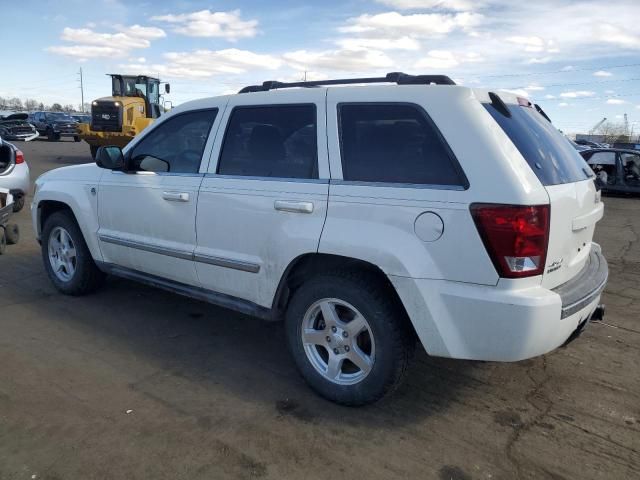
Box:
[0,139,638,480]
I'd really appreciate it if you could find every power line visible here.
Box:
[480,62,640,79]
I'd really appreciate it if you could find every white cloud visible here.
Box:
[120,48,281,80]
[525,84,545,91]
[375,0,476,10]
[606,99,627,105]
[283,48,393,72]
[560,90,595,98]
[47,25,165,59]
[544,94,556,99]
[336,36,420,51]
[151,9,258,40]
[558,102,569,107]
[605,89,615,94]
[593,70,612,77]
[595,24,640,49]
[636,105,640,110]
[340,11,483,37]
[561,65,575,71]
[416,50,483,69]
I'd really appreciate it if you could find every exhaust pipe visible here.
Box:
[591,304,605,321]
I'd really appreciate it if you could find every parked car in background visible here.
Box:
[575,139,609,148]
[29,111,80,142]
[0,137,30,212]
[0,113,39,141]
[581,148,640,193]
[569,138,591,152]
[71,114,91,124]
[32,73,607,405]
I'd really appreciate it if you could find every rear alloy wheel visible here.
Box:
[286,272,415,405]
[302,298,375,386]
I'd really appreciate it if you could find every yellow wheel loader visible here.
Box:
[77,74,170,159]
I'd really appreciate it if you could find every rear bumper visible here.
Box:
[0,162,30,196]
[389,244,608,362]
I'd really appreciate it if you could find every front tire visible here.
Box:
[41,211,105,295]
[285,272,415,406]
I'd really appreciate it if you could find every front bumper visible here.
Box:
[390,244,608,362]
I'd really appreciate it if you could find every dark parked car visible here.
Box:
[581,148,640,193]
[0,113,38,141]
[29,111,80,142]
[71,113,91,124]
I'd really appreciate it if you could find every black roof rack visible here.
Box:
[238,72,456,93]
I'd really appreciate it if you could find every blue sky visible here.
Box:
[1,0,640,135]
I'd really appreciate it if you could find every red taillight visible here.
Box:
[15,150,24,164]
[471,204,550,278]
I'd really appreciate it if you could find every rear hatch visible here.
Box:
[484,95,603,289]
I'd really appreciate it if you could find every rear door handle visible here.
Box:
[274,200,314,214]
[162,191,190,202]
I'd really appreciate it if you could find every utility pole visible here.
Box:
[78,67,85,112]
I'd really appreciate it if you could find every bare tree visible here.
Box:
[8,97,23,110]
[50,103,63,112]
[595,121,628,144]
[63,104,75,113]
[24,99,38,111]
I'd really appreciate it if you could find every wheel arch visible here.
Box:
[36,197,103,262]
[272,253,415,333]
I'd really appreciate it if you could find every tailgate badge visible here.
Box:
[547,258,563,274]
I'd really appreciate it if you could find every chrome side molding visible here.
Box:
[98,234,260,273]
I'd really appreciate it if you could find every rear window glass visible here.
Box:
[339,103,466,186]
[484,103,592,185]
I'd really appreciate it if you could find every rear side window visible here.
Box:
[338,103,465,186]
[218,105,318,179]
[484,103,591,185]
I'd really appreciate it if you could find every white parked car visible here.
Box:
[0,138,30,212]
[31,73,608,405]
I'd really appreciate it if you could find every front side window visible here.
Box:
[130,109,217,174]
[338,103,465,186]
[217,105,318,179]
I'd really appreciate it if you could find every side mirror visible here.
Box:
[165,83,170,94]
[96,146,124,170]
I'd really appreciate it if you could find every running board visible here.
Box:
[96,262,274,321]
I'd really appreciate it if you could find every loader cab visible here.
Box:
[110,75,163,119]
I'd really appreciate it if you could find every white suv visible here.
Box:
[32,73,608,405]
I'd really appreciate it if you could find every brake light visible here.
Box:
[15,150,24,164]
[471,204,550,278]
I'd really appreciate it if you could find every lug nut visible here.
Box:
[344,346,350,352]
[342,331,348,338]
[326,336,331,342]
[333,348,339,355]
[331,326,337,333]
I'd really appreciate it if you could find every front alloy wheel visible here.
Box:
[302,298,375,385]
[48,226,77,282]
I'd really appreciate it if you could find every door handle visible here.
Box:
[162,191,190,202]
[274,200,314,214]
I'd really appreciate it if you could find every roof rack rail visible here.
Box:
[238,72,456,93]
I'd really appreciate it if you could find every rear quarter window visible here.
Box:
[338,103,467,187]
[484,103,592,186]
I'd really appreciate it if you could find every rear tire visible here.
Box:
[4,224,19,245]
[47,128,56,141]
[90,145,98,160]
[12,196,24,213]
[0,227,6,255]
[41,211,105,295]
[74,135,81,142]
[285,271,415,406]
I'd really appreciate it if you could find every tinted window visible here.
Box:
[131,109,217,173]
[484,103,591,185]
[218,105,317,179]
[587,151,616,166]
[338,103,464,186]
